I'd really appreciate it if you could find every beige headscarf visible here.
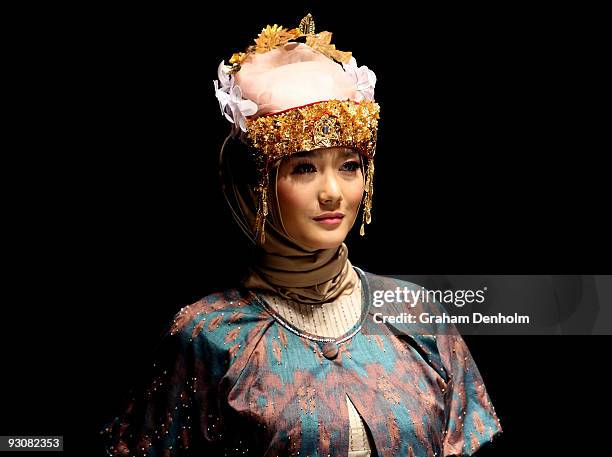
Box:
[218,42,368,304]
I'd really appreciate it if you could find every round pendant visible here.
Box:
[322,341,339,360]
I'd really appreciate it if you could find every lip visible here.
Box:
[313,212,345,225]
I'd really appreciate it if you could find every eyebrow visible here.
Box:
[290,149,359,159]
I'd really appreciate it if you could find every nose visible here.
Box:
[318,169,342,206]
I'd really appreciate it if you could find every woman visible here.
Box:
[101,14,502,457]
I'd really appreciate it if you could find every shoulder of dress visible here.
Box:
[360,271,451,380]
[168,287,273,339]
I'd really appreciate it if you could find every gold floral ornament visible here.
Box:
[227,13,352,75]
[245,99,379,163]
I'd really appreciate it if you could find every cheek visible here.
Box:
[345,180,365,208]
[276,179,312,219]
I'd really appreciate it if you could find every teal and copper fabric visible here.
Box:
[101,268,502,456]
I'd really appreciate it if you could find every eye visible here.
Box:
[341,160,361,173]
[291,161,317,174]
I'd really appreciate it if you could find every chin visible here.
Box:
[306,231,348,250]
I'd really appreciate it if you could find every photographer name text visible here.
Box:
[372,312,530,324]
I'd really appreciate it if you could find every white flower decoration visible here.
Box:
[342,57,377,102]
[213,60,258,132]
[217,60,233,90]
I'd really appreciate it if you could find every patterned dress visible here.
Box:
[260,275,375,456]
[101,267,502,456]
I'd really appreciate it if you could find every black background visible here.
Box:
[1,2,608,456]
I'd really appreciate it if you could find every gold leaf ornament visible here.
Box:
[305,31,352,64]
[254,24,302,53]
[299,13,316,35]
[229,52,246,65]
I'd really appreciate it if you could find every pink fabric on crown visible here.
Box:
[235,42,357,117]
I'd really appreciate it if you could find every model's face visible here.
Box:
[276,147,365,250]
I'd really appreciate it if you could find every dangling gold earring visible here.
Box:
[254,165,270,245]
[360,157,375,236]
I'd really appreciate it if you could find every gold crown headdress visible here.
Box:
[214,14,380,245]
